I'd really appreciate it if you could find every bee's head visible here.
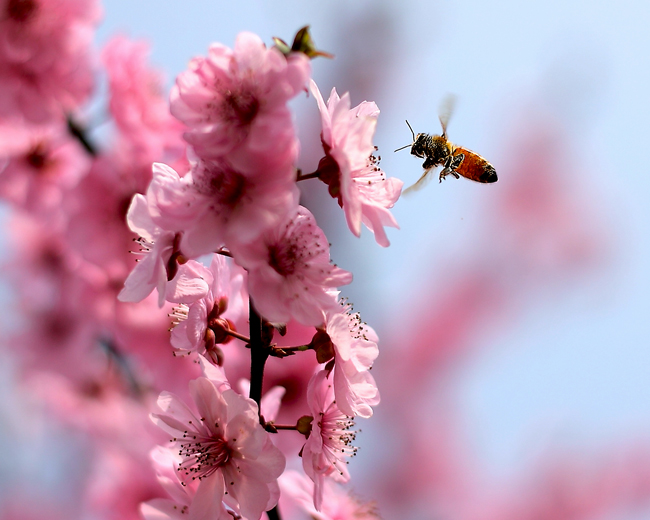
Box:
[410,133,430,159]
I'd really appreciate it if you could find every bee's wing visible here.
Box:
[438,94,456,136]
[403,166,436,195]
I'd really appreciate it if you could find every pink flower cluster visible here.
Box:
[0,0,101,122]
[120,30,392,517]
[0,13,398,519]
[119,31,401,326]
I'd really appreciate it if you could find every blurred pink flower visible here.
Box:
[0,0,101,122]
[170,31,310,170]
[0,120,90,216]
[311,80,402,247]
[302,370,357,511]
[151,377,285,520]
[325,305,380,419]
[230,205,352,326]
[279,470,379,520]
[101,35,186,165]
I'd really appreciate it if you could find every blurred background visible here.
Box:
[3,0,650,518]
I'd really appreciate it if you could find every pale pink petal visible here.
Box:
[198,355,230,390]
[166,260,210,304]
[189,472,228,520]
[188,378,227,434]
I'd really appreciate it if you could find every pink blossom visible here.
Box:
[0,119,90,216]
[170,254,247,362]
[141,447,230,520]
[151,377,285,520]
[118,193,209,307]
[61,125,185,288]
[325,305,380,419]
[101,35,186,165]
[170,31,310,169]
[311,80,403,247]
[0,0,101,122]
[146,158,299,259]
[302,370,357,511]
[279,470,379,520]
[230,205,352,326]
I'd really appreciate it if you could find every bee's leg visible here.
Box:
[439,168,461,182]
[439,154,464,182]
[422,156,438,170]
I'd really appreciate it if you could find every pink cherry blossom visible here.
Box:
[141,447,230,520]
[170,254,247,362]
[230,205,352,326]
[311,80,403,247]
[279,470,380,520]
[118,193,209,307]
[101,35,186,165]
[325,304,380,419]
[145,158,299,259]
[302,370,357,511]
[151,377,285,520]
[0,119,90,217]
[170,31,310,169]
[0,0,101,122]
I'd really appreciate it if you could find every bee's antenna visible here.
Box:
[394,120,416,152]
[405,120,416,141]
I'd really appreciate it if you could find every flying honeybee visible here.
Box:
[396,99,497,194]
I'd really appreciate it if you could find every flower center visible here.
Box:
[25,142,51,172]
[6,0,38,22]
[177,431,232,483]
[193,161,247,207]
[268,242,298,276]
[220,84,260,127]
[319,404,358,476]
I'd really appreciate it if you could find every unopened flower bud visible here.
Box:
[204,328,216,352]
[272,26,333,59]
[205,345,225,366]
[207,298,235,345]
[209,317,233,344]
[296,415,313,437]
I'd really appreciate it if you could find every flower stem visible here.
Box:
[272,423,298,430]
[249,301,283,520]
[296,170,320,181]
[277,344,310,352]
[269,344,311,358]
[227,329,251,343]
[66,115,98,157]
[248,299,268,417]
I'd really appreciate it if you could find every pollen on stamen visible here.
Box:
[169,304,189,328]
[128,236,154,257]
